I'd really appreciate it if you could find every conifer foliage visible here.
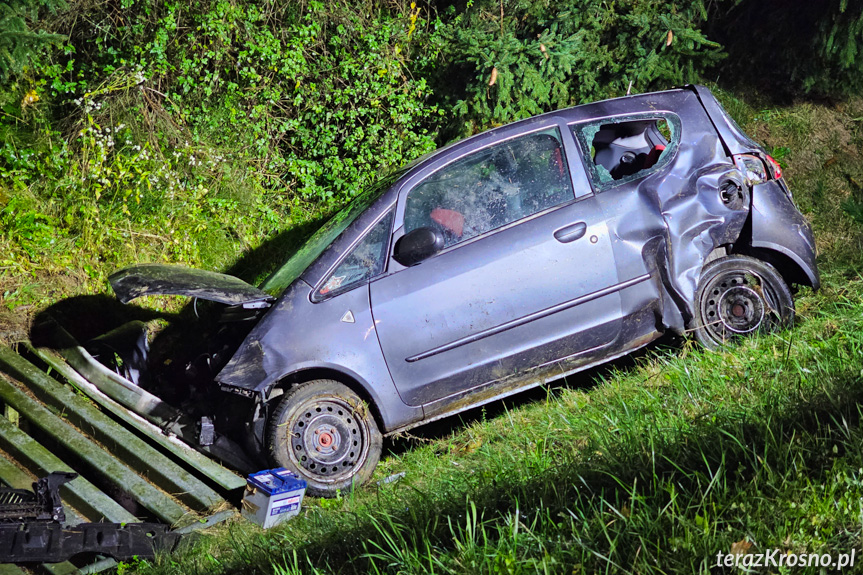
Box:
[0,0,62,78]
[709,0,863,97]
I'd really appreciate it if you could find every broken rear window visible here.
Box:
[572,114,680,189]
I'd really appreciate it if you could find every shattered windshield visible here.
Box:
[261,173,401,295]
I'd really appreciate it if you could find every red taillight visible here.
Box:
[765,154,783,180]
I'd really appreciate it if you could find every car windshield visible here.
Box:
[261,173,401,295]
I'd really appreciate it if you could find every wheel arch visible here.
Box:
[268,367,388,433]
[735,244,816,290]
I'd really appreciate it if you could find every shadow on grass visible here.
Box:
[223,215,328,286]
[28,295,178,348]
[28,212,329,344]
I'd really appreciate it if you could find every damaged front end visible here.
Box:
[96,264,280,464]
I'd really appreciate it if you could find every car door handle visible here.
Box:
[553,222,587,243]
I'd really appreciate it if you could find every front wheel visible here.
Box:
[693,255,794,350]
[267,379,382,498]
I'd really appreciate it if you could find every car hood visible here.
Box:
[109,264,275,307]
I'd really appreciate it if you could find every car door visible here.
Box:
[369,124,626,408]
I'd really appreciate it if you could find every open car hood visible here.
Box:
[109,264,275,307]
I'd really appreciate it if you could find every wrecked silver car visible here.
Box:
[109,85,819,496]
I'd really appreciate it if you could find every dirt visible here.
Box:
[0,269,88,345]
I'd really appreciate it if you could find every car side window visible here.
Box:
[316,210,394,299]
[403,127,575,248]
[572,115,680,189]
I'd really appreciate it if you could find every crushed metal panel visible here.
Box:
[570,91,750,332]
[109,263,274,306]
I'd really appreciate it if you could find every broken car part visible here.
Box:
[0,473,180,564]
[0,472,77,524]
[0,522,180,564]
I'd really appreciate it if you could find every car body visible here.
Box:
[110,85,819,496]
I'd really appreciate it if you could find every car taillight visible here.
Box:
[764,154,783,180]
[733,154,768,185]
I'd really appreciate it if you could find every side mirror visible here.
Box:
[393,227,445,267]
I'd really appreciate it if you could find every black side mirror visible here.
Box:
[393,227,445,267]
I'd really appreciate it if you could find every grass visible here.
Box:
[120,90,863,574]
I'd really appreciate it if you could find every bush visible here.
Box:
[38,0,441,204]
[708,0,863,98]
[0,0,63,78]
[434,0,726,134]
[0,0,443,309]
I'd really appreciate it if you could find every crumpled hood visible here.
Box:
[109,264,275,307]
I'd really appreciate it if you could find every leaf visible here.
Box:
[730,539,753,556]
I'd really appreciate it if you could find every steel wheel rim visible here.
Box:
[289,396,370,483]
[700,269,779,344]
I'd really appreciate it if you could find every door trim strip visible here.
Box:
[405,273,651,363]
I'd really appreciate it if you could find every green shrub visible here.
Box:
[435,0,726,134]
[0,0,64,78]
[43,0,441,205]
[709,0,863,98]
[0,0,443,308]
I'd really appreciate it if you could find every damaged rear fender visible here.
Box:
[653,162,750,329]
[744,181,820,290]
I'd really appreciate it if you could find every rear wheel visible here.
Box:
[693,255,794,350]
[267,379,382,498]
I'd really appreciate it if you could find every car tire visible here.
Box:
[693,255,794,350]
[267,379,382,498]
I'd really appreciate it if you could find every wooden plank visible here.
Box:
[27,345,246,492]
[38,563,82,575]
[0,347,224,511]
[0,417,135,523]
[39,323,255,473]
[0,451,35,490]
[0,375,186,525]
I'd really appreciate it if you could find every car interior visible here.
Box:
[590,119,669,181]
[404,130,575,247]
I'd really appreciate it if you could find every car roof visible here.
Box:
[402,87,689,177]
